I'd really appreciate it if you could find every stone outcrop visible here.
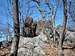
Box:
[24,16,37,37]
[63,31,75,48]
[18,32,47,56]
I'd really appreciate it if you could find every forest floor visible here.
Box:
[0,42,75,56]
[0,42,58,56]
[43,42,58,56]
[0,39,75,56]
[0,45,11,56]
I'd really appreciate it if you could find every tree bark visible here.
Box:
[10,0,20,56]
[59,0,67,56]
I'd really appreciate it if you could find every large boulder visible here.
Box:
[63,31,75,48]
[24,16,37,37]
[18,32,47,56]
[25,16,33,27]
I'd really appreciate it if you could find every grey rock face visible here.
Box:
[64,31,75,47]
[18,32,47,56]
[65,31,75,42]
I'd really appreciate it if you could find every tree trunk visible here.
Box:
[6,17,9,42]
[10,0,20,56]
[0,18,2,32]
[59,0,67,56]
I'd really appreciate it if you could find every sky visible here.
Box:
[0,0,64,41]
[0,0,75,43]
[0,0,64,28]
[19,0,64,26]
[0,0,13,32]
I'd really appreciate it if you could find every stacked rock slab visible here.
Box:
[18,32,47,56]
[24,16,37,37]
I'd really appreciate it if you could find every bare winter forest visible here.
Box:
[0,0,75,56]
